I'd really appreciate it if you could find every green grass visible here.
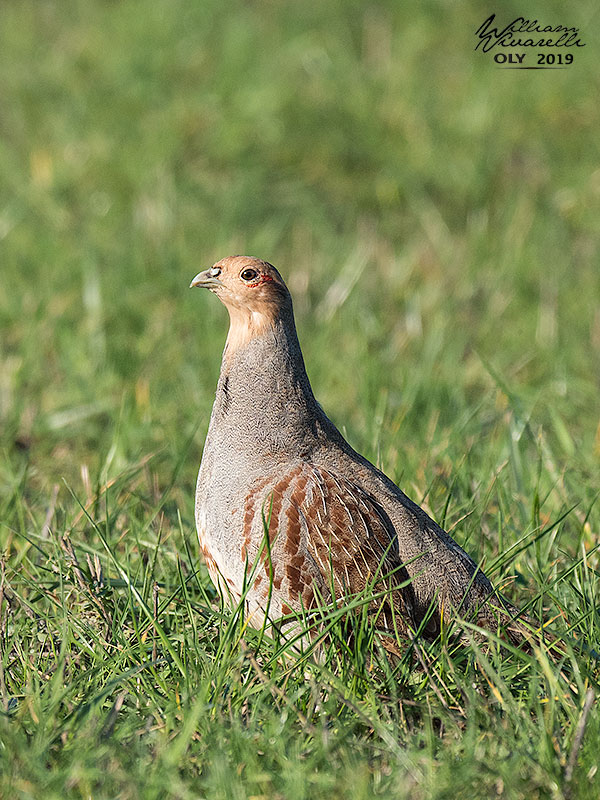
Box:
[1,0,599,797]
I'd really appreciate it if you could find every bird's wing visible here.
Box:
[244,463,416,636]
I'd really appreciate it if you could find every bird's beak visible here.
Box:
[189,269,222,289]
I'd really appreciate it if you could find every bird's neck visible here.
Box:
[223,301,282,358]
[209,312,324,455]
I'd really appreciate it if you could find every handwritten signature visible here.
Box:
[475,15,586,53]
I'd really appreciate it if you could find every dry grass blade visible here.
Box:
[564,688,595,793]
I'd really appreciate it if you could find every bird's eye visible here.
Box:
[240,268,259,282]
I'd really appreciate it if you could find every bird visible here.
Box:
[190,255,529,652]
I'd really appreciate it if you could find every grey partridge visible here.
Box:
[191,256,522,650]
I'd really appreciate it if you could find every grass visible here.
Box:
[1,0,599,797]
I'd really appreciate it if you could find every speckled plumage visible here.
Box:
[191,256,523,648]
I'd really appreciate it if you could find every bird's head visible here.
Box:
[190,256,293,354]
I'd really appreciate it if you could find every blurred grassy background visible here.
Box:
[2,0,598,494]
[1,0,599,797]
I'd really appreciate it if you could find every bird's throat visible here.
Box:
[224,307,275,360]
